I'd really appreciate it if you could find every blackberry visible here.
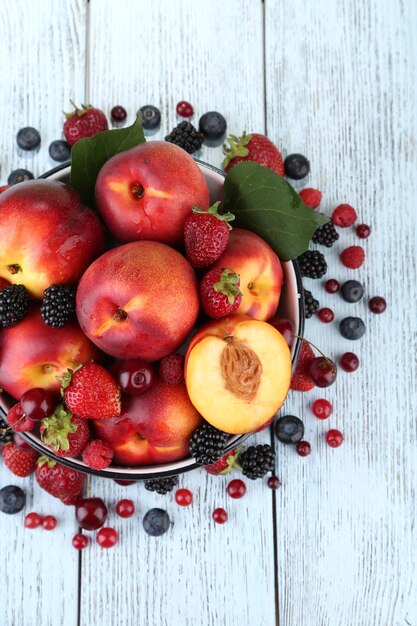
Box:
[297,250,327,279]
[189,423,229,465]
[239,444,275,480]
[165,121,204,154]
[0,284,30,328]
[312,221,339,247]
[0,417,13,444]
[304,288,319,318]
[144,476,179,495]
[40,284,75,327]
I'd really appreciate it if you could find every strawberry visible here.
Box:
[6,402,34,432]
[204,448,241,475]
[184,201,235,267]
[200,268,242,319]
[61,363,121,420]
[35,456,84,505]
[222,132,284,176]
[63,101,108,146]
[40,404,90,458]
[290,341,316,392]
[2,442,39,477]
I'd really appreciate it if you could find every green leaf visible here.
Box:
[223,162,329,261]
[70,115,146,207]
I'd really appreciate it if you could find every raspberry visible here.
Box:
[332,204,357,227]
[340,246,365,269]
[159,353,185,384]
[82,440,113,470]
[299,188,322,209]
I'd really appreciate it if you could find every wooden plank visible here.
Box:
[264,1,417,625]
[0,2,87,625]
[83,2,279,625]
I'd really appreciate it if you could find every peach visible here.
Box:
[185,314,291,434]
[76,240,199,361]
[95,141,210,247]
[211,228,283,321]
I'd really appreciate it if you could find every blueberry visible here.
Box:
[49,140,71,162]
[142,508,170,536]
[341,280,364,303]
[0,485,26,514]
[339,317,366,340]
[138,105,161,131]
[275,415,304,444]
[16,127,41,151]
[199,111,227,141]
[284,153,310,180]
[7,169,34,185]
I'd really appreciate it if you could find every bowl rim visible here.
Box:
[1,160,305,480]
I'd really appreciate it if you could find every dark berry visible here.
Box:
[110,105,127,123]
[325,429,344,448]
[317,307,334,323]
[339,317,366,340]
[138,105,161,131]
[311,399,333,419]
[284,153,310,179]
[143,508,170,536]
[304,289,319,318]
[267,476,281,489]
[0,485,25,514]
[42,515,57,530]
[7,169,34,185]
[40,284,75,327]
[75,498,108,531]
[112,358,155,395]
[49,140,71,162]
[297,250,327,279]
[268,316,294,347]
[0,417,13,444]
[176,101,194,117]
[212,508,228,524]
[96,527,118,548]
[339,352,360,372]
[296,441,311,457]
[341,280,364,303]
[165,121,204,154]
[0,284,30,328]
[308,357,337,387]
[275,415,304,444]
[239,444,275,479]
[369,296,386,314]
[312,221,339,247]
[189,423,229,465]
[325,279,340,294]
[199,111,227,140]
[356,224,371,238]
[16,127,40,151]
[144,476,178,495]
[175,489,193,506]
[24,512,42,528]
[20,388,56,421]
[226,479,246,499]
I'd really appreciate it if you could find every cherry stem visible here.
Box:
[0,412,26,433]
[85,476,91,498]
[293,334,335,369]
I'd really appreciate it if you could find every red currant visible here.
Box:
[20,388,56,421]
[96,527,118,548]
[308,357,337,388]
[311,398,333,419]
[24,512,42,529]
[72,533,89,550]
[42,515,57,530]
[111,359,155,395]
[325,429,344,448]
[339,352,360,372]
[176,101,194,117]
[356,224,371,238]
[267,476,281,489]
[110,105,127,123]
[75,498,108,531]
[175,488,193,506]
[325,279,340,294]
[296,441,311,457]
[317,307,334,323]
[268,316,294,347]
[226,479,246,499]
[212,508,228,524]
[115,499,135,518]
[368,296,386,314]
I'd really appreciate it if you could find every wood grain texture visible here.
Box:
[265,1,417,624]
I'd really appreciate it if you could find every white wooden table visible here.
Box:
[0,1,416,625]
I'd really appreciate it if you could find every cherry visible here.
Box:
[176,101,194,117]
[356,224,371,238]
[368,296,386,314]
[308,357,337,388]
[175,488,193,506]
[72,533,89,550]
[20,388,56,421]
[325,429,344,448]
[115,499,135,518]
[212,508,228,524]
[339,352,360,372]
[268,316,294,347]
[96,527,118,548]
[42,515,57,530]
[267,476,281,489]
[226,479,246,499]
[311,398,333,419]
[296,441,311,457]
[110,105,127,123]
[75,497,108,531]
[24,512,42,529]
[113,479,136,486]
[111,359,155,395]
[325,279,340,294]
[317,307,334,323]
